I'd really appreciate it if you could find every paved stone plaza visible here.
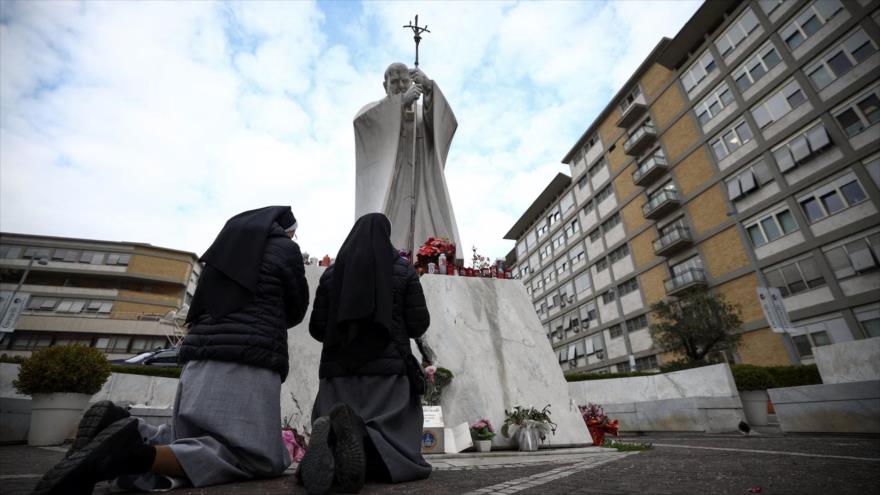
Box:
[2,434,878,494]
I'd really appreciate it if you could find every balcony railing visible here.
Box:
[632,154,669,187]
[624,123,657,156]
[653,226,693,256]
[642,189,681,219]
[665,268,707,295]
[617,98,648,128]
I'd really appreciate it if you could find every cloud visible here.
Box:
[1,0,699,262]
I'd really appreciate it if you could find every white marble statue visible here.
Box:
[353,63,462,258]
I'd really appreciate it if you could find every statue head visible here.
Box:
[383,62,411,97]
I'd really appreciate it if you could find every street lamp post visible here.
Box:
[1,256,49,327]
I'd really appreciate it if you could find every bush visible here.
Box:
[765,364,821,388]
[658,359,717,373]
[730,364,776,391]
[109,364,181,379]
[13,345,112,395]
[565,370,658,382]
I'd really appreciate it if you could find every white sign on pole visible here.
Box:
[757,287,793,334]
[0,291,30,333]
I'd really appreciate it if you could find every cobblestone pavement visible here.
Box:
[2,434,878,494]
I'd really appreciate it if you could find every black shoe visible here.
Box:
[66,401,130,458]
[300,416,335,495]
[32,417,155,495]
[328,404,365,493]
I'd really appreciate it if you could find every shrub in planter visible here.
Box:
[14,345,112,446]
[765,364,821,388]
[730,364,775,391]
[14,345,111,395]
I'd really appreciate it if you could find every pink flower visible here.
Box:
[425,365,437,384]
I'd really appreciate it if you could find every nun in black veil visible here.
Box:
[300,213,431,494]
[32,206,309,494]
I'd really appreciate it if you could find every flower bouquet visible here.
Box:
[578,403,619,446]
[281,415,307,463]
[421,365,454,406]
[416,237,456,273]
[469,417,496,452]
[501,405,557,452]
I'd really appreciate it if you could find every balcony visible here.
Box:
[653,226,693,257]
[642,189,681,220]
[616,96,648,128]
[624,123,657,156]
[632,154,669,187]
[665,268,707,296]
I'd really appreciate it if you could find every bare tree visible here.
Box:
[650,286,742,363]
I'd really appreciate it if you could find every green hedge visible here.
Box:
[2,354,181,379]
[730,364,821,390]
[565,370,659,382]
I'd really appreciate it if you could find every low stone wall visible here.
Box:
[0,362,178,443]
[568,364,745,433]
[814,337,880,384]
[768,380,880,434]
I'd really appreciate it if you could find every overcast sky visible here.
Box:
[1,0,700,262]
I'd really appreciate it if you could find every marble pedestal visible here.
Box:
[281,268,587,447]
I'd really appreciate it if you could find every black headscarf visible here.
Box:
[186,206,296,323]
[325,213,398,346]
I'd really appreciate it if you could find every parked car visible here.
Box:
[110,347,179,367]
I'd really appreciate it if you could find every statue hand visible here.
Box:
[410,68,433,92]
[402,84,423,106]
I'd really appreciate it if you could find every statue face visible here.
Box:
[384,67,412,96]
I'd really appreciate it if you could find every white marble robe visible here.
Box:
[353,85,461,258]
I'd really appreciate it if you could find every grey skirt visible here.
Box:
[312,374,432,483]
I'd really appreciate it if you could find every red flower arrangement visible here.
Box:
[578,403,619,446]
[416,237,456,268]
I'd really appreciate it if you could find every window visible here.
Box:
[635,355,659,371]
[834,87,880,138]
[711,120,754,161]
[681,50,717,94]
[806,28,878,90]
[772,122,832,172]
[799,174,868,223]
[552,233,565,250]
[746,209,798,246]
[588,159,607,178]
[574,271,592,294]
[733,41,782,92]
[625,314,648,332]
[601,213,622,233]
[595,184,613,203]
[824,232,880,279]
[608,325,623,338]
[752,80,807,128]
[548,208,562,226]
[589,228,601,242]
[560,193,575,213]
[539,243,553,260]
[618,278,639,296]
[601,290,616,304]
[695,82,735,125]
[727,160,774,200]
[646,182,678,210]
[715,8,760,57]
[582,201,594,215]
[865,155,880,188]
[556,258,569,276]
[779,0,844,50]
[577,174,589,190]
[763,256,826,296]
[568,245,586,265]
[608,244,630,263]
[792,330,831,358]
[595,258,609,272]
[537,222,550,238]
[564,219,580,239]
[0,245,23,259]
[672,256,704,277]
[619,85,642,113]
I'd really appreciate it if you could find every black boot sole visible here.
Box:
[32,417,139,495]
[67,401,130,458]
[329,404,365,493]
[300,416,335,495]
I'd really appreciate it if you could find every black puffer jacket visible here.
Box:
[309,257,429,378]
[180,226,309,380]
